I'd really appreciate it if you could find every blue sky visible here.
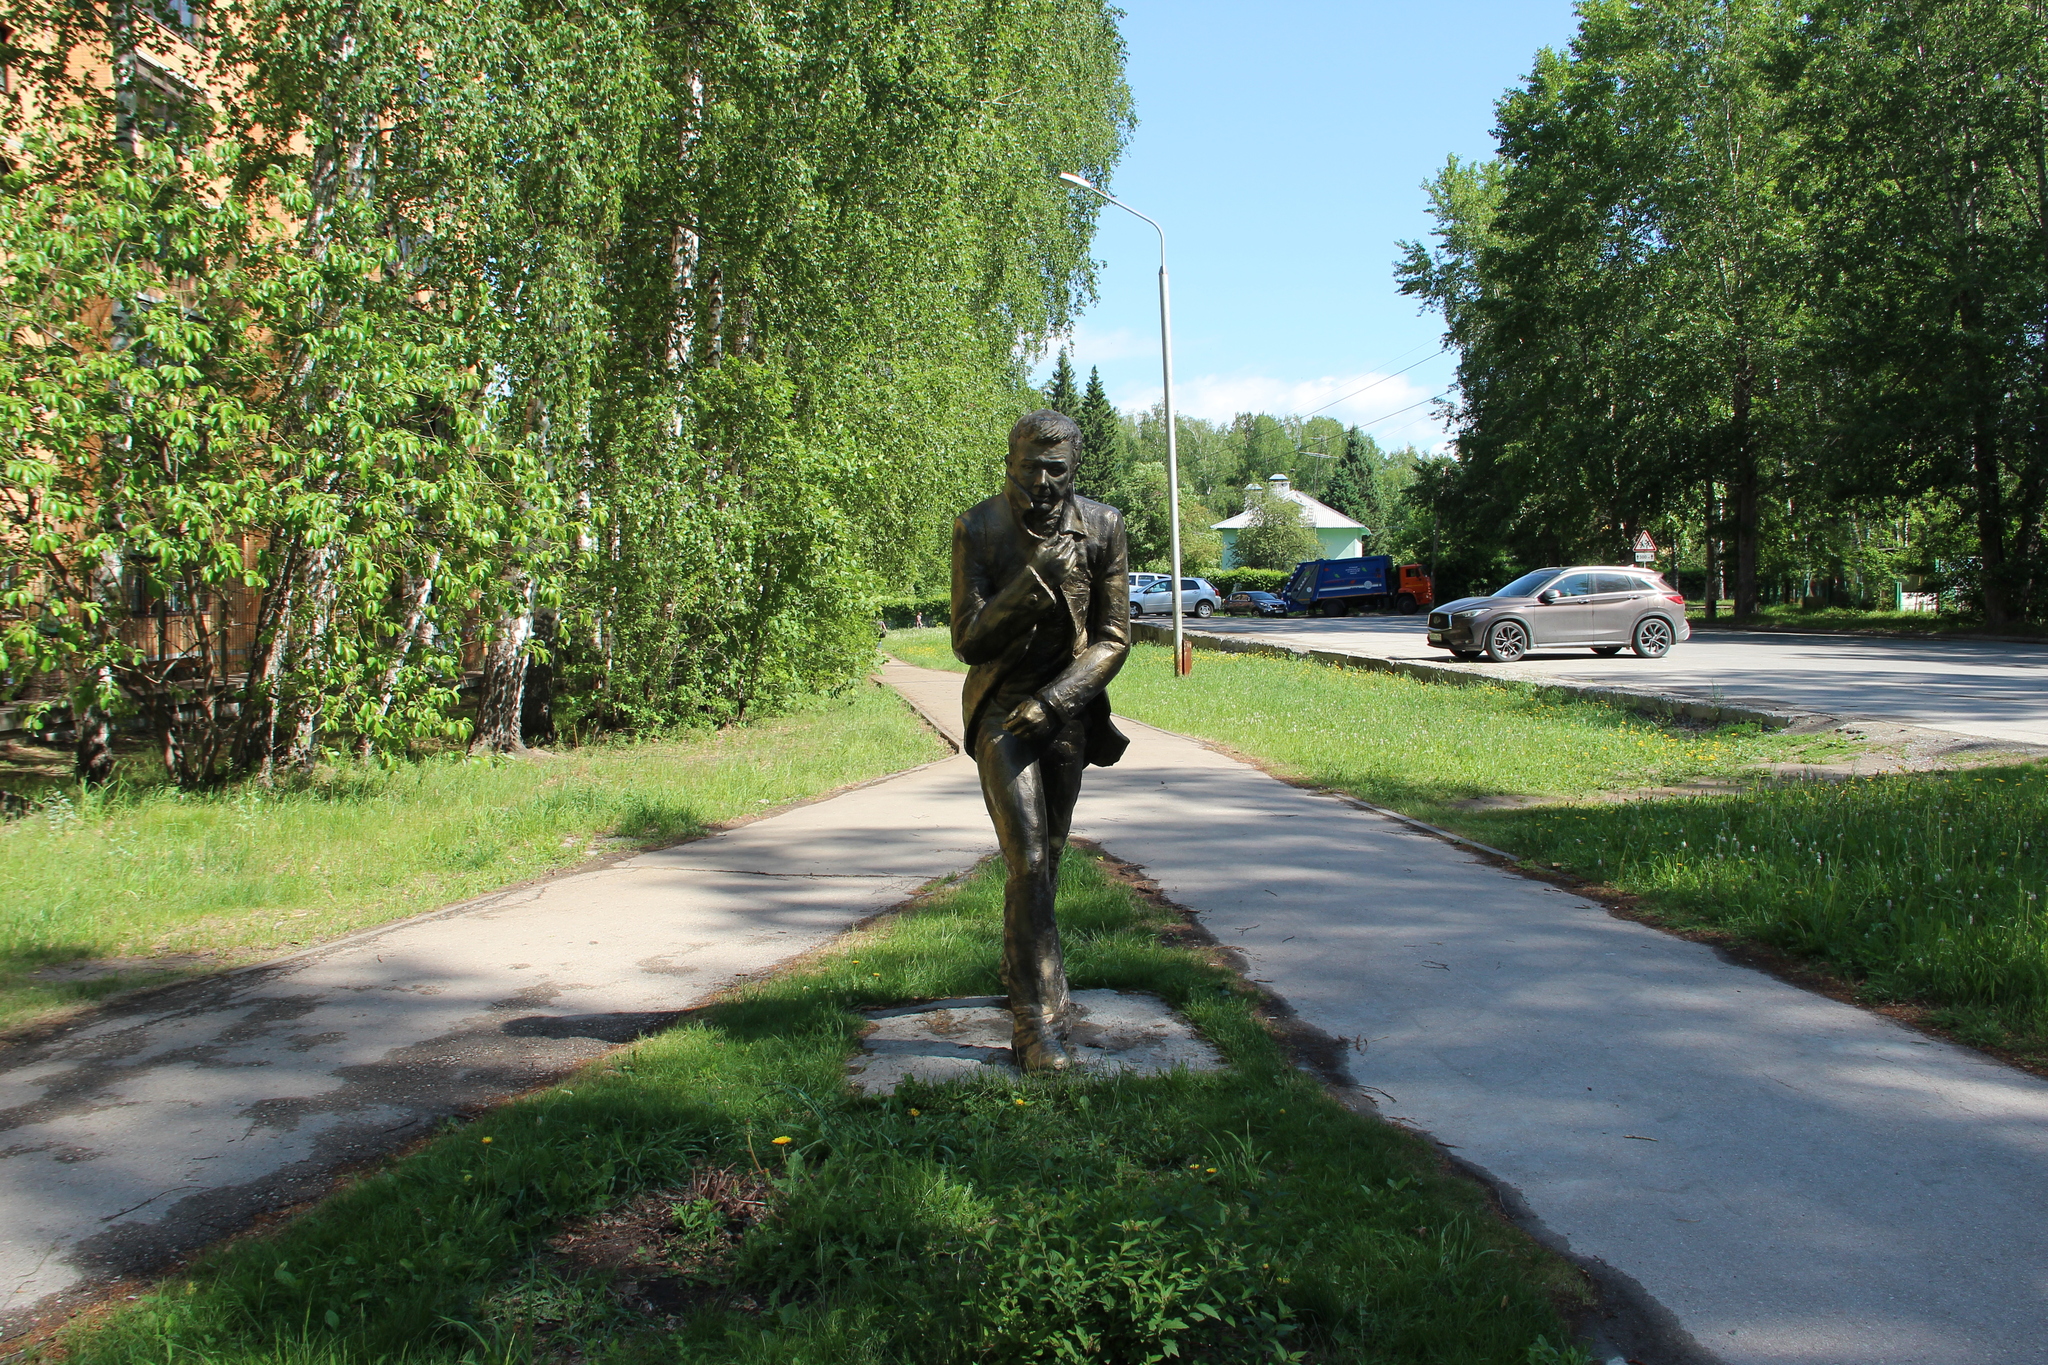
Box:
[1039,0,1582,450]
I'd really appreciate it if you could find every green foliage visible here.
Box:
[2,0,1134,776]
[1076,365,1127,504]
[1323,428,1383,530]
[51,853,1585,1364]
[1231,495,1319,571]
[1044,348,1081,418]
[875,596,952,629]
[1398,0,2048,623]
[1214,568,1295,596]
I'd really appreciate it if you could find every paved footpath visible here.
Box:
[0,741,998,1333]
[6,662,2048,1363]
[886,662,2048,1365]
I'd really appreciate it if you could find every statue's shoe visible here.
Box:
[1012,1019,1075,1072]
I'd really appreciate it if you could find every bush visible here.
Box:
[1231,498,1319,570]
[876,596,951,629]
[1216,568,1296,596]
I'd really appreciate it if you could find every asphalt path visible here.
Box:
[11,662,2048,1363]
[1168,612,2048,745]
[880,664,2048,1365]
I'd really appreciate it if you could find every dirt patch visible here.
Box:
[496,1165,779,1353]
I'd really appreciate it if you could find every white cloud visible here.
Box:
[1110,370,1455,452]
[1029,321,1159,373]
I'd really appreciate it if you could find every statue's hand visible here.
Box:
[1028,531,1084,583]
[1002,697,1058,741]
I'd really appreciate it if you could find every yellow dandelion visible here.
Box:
[771,1135,792,1146]
[1014,1098,1026,1106]
[1205,1167,1217,1174]
[480,1137,492,1145]
[908,1108,921,1117]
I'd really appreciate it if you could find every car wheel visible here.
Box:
[1450,649,1482,661]
[1319,601,1345,618]
[1631,616,1675,658]
[1194,599,1214,618]
[1395,593,1417,615]
[1484,619,1530,663]
[1592,645,1623,656]
[1128,602,1142,617]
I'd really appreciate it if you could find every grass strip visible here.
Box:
[886,630,2048,1059]
[1457,768,2048,1055]
[1687,603,2048,639]
[881,627,1834,822]
[48,853,1589,1365]
[0,685,944,1030]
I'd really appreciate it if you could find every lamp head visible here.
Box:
[1057,171,1096,190]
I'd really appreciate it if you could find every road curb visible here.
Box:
[1128,621,1817,731]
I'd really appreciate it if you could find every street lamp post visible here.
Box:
[1058,172,1188,676]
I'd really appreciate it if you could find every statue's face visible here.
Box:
[1008,436,1076,512]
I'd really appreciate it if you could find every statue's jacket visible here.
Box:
[950,492,1131,766]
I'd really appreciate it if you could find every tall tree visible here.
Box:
[1400,1,1803,612]
[1044,348,1081,416]
[1789,0,2048,623]
[1,0,1135,779]
[1325,427,1385,532]
[1076,366,1124,503]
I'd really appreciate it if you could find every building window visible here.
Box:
[150,1,204,36]
[120,55,204,155]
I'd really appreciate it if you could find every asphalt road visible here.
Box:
[1171,613,2048,746]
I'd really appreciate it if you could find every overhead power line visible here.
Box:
[1352,390,1449,432]
[1298,349,1449,420]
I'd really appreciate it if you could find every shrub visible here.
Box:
[1216,568,1296,596]
[876,596,951,629]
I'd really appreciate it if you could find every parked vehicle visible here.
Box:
[1225,591,1291,617]
[1282,556,1435,617]
[1425,566,1689,663]
[1129,571,1168,594]
[1131,576,1222,618]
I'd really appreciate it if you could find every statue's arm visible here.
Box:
[1036,509,1131,720]
[951,514,1058,665]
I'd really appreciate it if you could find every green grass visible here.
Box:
[1686,602,2048,639]
[1457,767,2048,1051]
[888,629,2048,1056]
[46,853,1588,1365]
[0,684,945,1030]
[883,628,1811,822]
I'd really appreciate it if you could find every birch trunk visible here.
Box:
[470,579,535,754]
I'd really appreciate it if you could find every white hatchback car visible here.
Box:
[1130,576,1222,618]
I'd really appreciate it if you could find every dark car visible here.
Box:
[1425,566,1690,663]
[1225,591,1290,617]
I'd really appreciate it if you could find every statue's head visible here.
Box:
[1007,409,1080,514]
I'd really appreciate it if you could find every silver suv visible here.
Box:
[1426,567,1689,662]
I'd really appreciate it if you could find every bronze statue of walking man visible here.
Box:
[952,409,1130,1071]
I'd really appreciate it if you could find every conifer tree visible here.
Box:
[1044,349,1081,417]
[1325,427,1385,534]
[1076,366,1124,503]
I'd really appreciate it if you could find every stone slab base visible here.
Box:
[846,989,1224,1094]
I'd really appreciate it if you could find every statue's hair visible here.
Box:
[1009,408,1082,454]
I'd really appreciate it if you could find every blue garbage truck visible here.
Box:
[1283,556,1435,616]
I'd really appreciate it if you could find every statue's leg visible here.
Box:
[974,716,1073,1070]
